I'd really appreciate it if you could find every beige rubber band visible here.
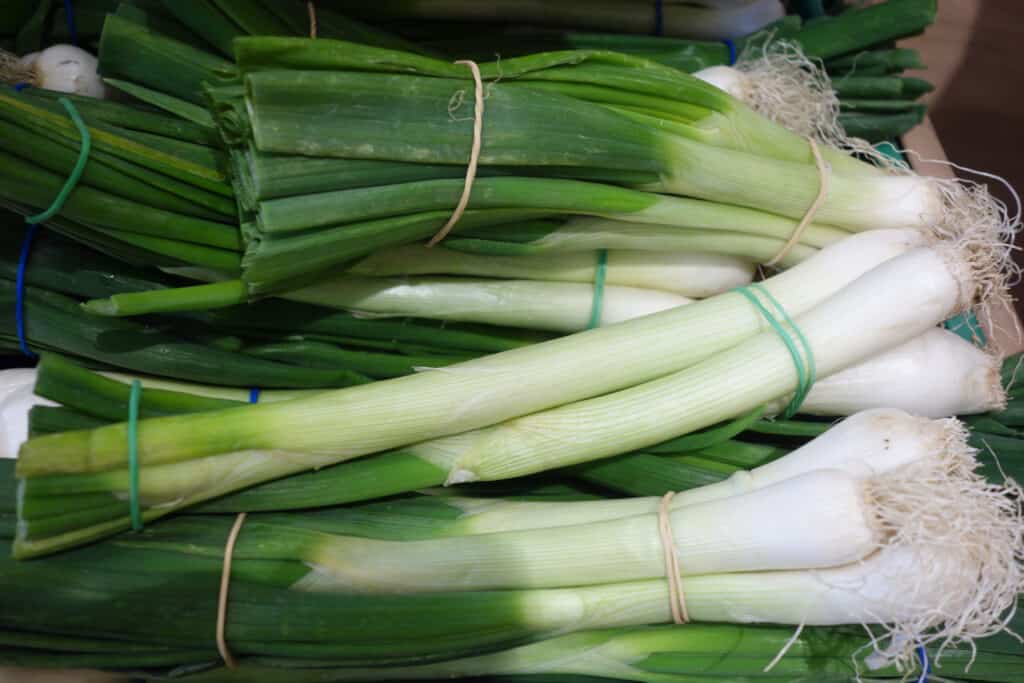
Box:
[658,492,689,624]
[764,138,831,267]
[428,60,484,246]
[216,512,248,669]
[307,2,317,39]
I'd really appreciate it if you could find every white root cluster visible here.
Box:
[733,39,844,146]
[856,427,1024,668]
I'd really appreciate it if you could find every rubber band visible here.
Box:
[657,492,688,624]
[13,83,31,92]
[25,97,92,224]
[64,0,78,45]
[249,387,261,404]
[127,379,143,532]
[15,224,38,359]
[723,39,737,66]
[15,98,91,358]
[216,512,247,669]
[307,2,317,39]
[764,138,830,267]
[734,284,815,418]
[916,645,930,682]
[751,283,816,415]
[653,0,665,36]
[586,249,608,329]
[428,60,484,246]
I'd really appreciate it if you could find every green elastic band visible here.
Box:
[128,379,143,532]
[25,97,92,224]
[586,249,608,329]
[735,285,816,419]
[751,283,816,415]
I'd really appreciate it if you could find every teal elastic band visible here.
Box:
[735,285,815,418]
[750,283,816,416]
[128,379,143,532]
[25,97,91,224]
[586,249,609,329]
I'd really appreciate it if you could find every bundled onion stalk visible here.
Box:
[0,87,240,273]
[9,336,1016,506]
[14,219,1016,555]
[6,457,1022,679]
[416,0,937,141]
[0,215,550,390]
[5,412,1022,674]
[92,246,755,331]
[88,30,964,315]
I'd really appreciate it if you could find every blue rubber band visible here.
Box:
[15,224,38,359]
[916,645,930,682]
[723,39,738,66]
[653,0,664,35]
[249,387,261,404]
[128,379,143,532]
[13,83,31,92]
[64,0,78,45]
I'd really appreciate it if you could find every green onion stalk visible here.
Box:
[0,222,528,385]
[0,88,242,273]
[4,455,1018,681]
[13,227,994,555]
[217,38,937,279]
[146,625,1024,683]
[107,33,952,308]
[5,407,1022,671]
[94,4,426,117]
[417,0,935,78]
[19,347,1020,508]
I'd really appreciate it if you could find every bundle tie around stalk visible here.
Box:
[586,249,609,329]
[217,512,248,669]
[724,38,738,66]
[15,96,91,358]
[307,1,317,39]
[734,283,815,418]
[653,0,664,36]
[127,379,143,531]
[64,0,78,46]
[764,138,830,267]
[213,389,261,667]
[658,491,689,624]
[428,60,484,246]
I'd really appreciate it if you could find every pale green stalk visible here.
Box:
[350,246,755,297]
[18,229,921,478]
[439,246,967,482]
[451,218,818,267]
[287,275,693,332]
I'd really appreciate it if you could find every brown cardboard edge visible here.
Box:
[902,117,1024,356]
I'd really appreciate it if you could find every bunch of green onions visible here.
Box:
[410,0,938,141]
[14,220,1012,556]
[4,404,1022,677]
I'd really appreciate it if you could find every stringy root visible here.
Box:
[0,49,37,87]
[732,40,843,147]
[858,431,1024,668]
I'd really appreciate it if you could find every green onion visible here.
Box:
[12,229,924,554]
